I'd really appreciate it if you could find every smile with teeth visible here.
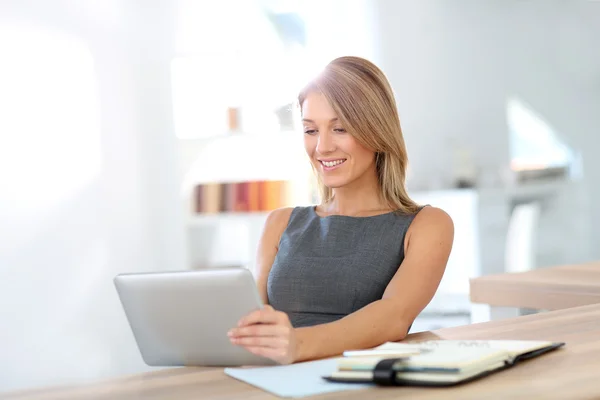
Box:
[320,159,346,167]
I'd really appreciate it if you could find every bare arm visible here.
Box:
[254,207,294,304]
[294,206,454,361]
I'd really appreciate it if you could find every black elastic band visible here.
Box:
[373,358,402,386]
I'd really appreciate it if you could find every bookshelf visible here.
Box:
[179,131,316,271]
[188,212,271,225]
[193,180,296,215]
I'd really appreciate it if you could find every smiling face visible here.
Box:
[301,91,377,190]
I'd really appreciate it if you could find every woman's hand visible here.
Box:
[228,305,298,365]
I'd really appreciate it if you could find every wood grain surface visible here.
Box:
[5,303,600,400]
[470,262,600,310]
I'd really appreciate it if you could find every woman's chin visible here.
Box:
[321,178,349,189]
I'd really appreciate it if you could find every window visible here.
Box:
[507,97,574,173]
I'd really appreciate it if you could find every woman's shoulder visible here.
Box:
[262,206,308,238]
[413,205,453,225]
[265,206,296,227]
[407,205,454,239]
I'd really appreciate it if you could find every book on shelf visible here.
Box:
[193,180,292,214]
[323,340,565,387]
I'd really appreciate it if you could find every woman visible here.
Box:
[228,56,454,365]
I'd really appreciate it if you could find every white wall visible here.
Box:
[371,0,511,191]
[0,0,186,393]
[503,1,600,259]
[370,0,599,265]
[371,0,599,184]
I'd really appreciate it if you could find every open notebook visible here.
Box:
[323,340,565,386]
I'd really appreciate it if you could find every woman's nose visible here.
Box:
[316,131,335,154]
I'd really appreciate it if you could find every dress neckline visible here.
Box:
[309,205,397,220]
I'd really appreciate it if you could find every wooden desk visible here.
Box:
[5,303,600,400]
[470,262,600,310]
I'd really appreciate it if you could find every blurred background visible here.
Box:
[1,0,598,393]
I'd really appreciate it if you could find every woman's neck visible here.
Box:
[322,174,388,217]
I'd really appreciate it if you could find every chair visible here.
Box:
[505,201,542,274]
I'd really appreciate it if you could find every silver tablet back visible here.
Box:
[114,268,275,367]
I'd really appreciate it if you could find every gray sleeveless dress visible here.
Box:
[267,205,423,328]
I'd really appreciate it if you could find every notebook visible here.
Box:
[323,340,565,386]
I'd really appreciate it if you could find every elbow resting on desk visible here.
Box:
[294,298,416,362]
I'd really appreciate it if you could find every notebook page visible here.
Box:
[407,340,554,357]
[401,347,508,370]
[360,340,554,356]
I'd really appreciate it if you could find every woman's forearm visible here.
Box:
[294,298,412,362]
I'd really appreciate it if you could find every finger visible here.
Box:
[230,336,288,348]
[238,308,281,327]
[229,324,288,338]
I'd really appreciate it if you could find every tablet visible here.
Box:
[114,267,276,367]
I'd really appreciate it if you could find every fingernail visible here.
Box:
[227,330,233,336]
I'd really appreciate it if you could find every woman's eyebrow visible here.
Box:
[302,118,339,123]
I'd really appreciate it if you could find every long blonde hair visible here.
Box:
[298,56,420,214]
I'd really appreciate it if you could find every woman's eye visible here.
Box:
[304,129,317,135]
[333,128,346,133]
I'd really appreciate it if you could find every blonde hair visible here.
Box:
[298,56,420,214]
